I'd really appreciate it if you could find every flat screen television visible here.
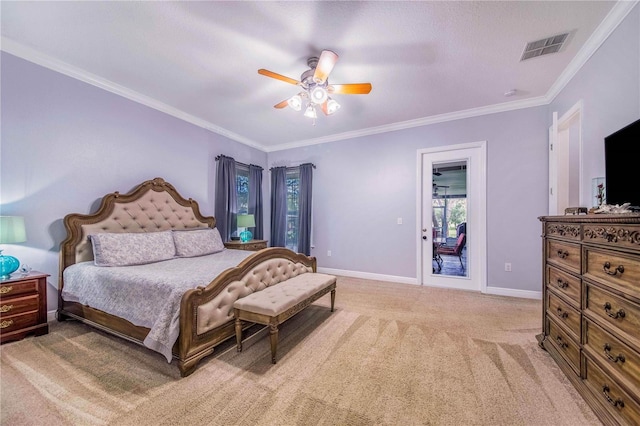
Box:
[604,118,640,209]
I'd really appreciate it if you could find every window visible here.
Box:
[285,169,300,251]
[236,165,249,215]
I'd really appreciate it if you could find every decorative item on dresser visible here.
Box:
[0,271,49,344]
[539,214,640,425]
[0,216,27,279]
[223,239,268,252]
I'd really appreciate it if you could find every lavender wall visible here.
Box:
[268,107,549,292]
[1,52,267,311]
[549,4,640,205]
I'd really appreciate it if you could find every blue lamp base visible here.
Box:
[240,229,253,243]
[0,252,20,280]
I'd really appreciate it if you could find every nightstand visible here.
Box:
[224,239,268,251]
[0,271,49,344]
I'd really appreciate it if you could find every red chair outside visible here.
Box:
[436,233,466,268]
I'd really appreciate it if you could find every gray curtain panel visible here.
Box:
[214,155,237,241]
[248,164,264,239]
[270,166,287,247]
[297,163,313,255]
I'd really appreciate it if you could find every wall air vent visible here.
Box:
[520,33,569,61]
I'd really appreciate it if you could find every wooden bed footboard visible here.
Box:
[178,247,316,376]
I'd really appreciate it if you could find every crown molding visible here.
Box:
[546,0,639,102]
[2,0,636,154]
[0,37,265,152]
[264,96,548,152]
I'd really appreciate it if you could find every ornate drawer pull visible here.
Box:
[556,278,568,289]
[603,302,626,320]
[0,286,12,295]
[603,343,626,364]
[556,249,569,259]
[556,335,568,349]
[602,385,625,409]
[556,306,569,319]
[0,304,13,313]
[603,262,624,276]
[0,319,14,329]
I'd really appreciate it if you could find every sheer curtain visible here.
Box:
[248,164,264,239]
[270,166,287,247]
[297,163,313,255]
[214,155,237,242]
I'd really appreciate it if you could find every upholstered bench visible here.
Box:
[233,272,336,363]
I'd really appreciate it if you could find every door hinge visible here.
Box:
[550,187,553,196]
[550,143,553,151]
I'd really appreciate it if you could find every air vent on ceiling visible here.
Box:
[520,33,568,61]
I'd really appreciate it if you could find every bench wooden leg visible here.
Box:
[330,289,336,312]
[269,323,279,364]
[234,314,243,352]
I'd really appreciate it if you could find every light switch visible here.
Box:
[397,217,403,225]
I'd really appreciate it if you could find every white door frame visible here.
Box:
[549,100,583,214]
[416,141,487,292]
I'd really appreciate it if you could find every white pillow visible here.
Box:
[90,231,176,267]
[172,228,225,257]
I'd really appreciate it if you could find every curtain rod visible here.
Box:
[269,163,316,171]
[214,155,263,170]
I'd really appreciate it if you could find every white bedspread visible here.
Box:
[62,249,253,362]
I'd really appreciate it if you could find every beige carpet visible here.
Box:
[1,277,600,425]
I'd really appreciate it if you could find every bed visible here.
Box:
[58,177,316,377]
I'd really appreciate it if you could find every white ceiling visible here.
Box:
[1,1,629,152]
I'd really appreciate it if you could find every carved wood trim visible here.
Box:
[584,226,640,246]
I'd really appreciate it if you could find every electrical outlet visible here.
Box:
[327,250,332,257]
[505,263,512,272]
[397,217,403,225]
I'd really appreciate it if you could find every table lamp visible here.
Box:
[0,216,27,280]
[237,214,255,243]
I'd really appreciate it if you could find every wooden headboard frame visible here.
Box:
[59,177,215,280]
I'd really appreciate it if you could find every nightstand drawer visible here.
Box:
[547,240,581,274]
[0,294,39,318]
[0,311,38,334]
[0,279,39,299]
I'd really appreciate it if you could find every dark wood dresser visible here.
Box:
[539,214,640,425]
[0,271,49,344]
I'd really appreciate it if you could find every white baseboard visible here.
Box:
[317,267,542,300]
[47,310,57,322]
[485,286,542,300]
[317,267,419,285]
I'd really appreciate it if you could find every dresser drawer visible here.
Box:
[584,247,640,299]
[0,279,39,299]
[547,317,580,375]
[547,265,581,307]
[547,240,581,274]
[584,356,640,426]
[547,291,580,339]
[584,224,640,252]
[0,311,38,334]
[0,294,39,318]
[585,284,640,349]
[584,319,640,396]
[546,222,581,241]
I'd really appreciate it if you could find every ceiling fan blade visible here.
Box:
[313,50,339,84]
[274,99,289,109]
[258,69,300,86]
[328,83,372,95]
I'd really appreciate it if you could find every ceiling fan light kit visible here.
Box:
[258,49,371,123]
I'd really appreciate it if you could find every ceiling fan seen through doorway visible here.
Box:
[258,50,372,122]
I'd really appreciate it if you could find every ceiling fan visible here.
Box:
[258,50,372,121]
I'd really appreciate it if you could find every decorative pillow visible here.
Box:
[90,231,176,267]
[172,228,225,257]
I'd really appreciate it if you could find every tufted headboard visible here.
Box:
[59,178,215,274]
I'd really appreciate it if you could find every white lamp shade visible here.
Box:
[237,214,255,228]
[0,216,26,244]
